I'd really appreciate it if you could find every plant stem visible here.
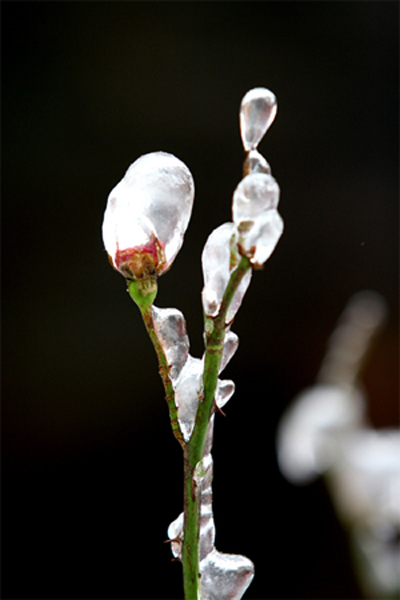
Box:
[182,255,251,599]
[127,258,250,600]
[127,278,185,449]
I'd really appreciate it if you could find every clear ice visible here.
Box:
[243,149,271,175]
[232,173,283,267]
[240,88,277,152]
[168,417,255,600]
[102,151,195,275]
[232,173,280,220]
[152,306,190,383]
[201,222,252,321]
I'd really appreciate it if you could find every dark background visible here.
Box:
[2,2,398,599]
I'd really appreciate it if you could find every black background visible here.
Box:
[2,2,398,599]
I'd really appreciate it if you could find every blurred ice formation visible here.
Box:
[276,291,400,598]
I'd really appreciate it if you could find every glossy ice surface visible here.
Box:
[240,87,277,151]
[102,152,194,277]
[201,222,252,321]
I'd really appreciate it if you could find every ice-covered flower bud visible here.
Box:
[201,222,252,321]
[232,173,283,267]
[102,152,194,279]
[240,87,277,152]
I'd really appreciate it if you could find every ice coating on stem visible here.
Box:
[151,306,189,382]
[215,379,235,410]
[201,222,252,321]
[102,152,194,279]
[168,417,254,599]
[219,330,239,373]
[232,173,283,267]
[240,87,277,151]
[201,550,255,600]
[174,355,204,442]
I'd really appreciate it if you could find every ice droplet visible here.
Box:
[167,512,183,559]
[215,379,235,410]
[240,87,277,151]
[219,331,239,373]
[232,173,280,224]
[174,355,204,441]
[243,149,271,175]
[201,223,252,321]
[102,152,194,277]
[152,306,189,382]
[243,209,284,267]
[200,549,255,600]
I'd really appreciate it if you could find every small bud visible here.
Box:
[102,152,194,279]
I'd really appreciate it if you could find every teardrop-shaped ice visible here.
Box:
[174,355,204,441]
[167,512,184,559]
[243,149,271,176]
[152,306,189,382]
[200,549,255,600]
[201,223,252,322]
[240,87,277,152]
[215,379,235,410]
[103,151,195,278]
[232,173,280,225]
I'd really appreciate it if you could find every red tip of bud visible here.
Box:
[115,236,166,279]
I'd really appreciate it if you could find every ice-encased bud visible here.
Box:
[102,151,194,279]
[200,549,255,600]
[243,149,271,175]
[201,223,252,321]
[174,355,204,441]
[240,87,277,152]
[151,306,189,382]
[232,173,283,267]
[233,173,280,221]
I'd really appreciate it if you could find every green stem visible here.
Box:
[127,278,185,449]
[182,255,251,599]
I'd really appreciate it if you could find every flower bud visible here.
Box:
[102,152,195,279]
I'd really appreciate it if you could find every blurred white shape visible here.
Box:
[276,291,398,598]
[240,87,277,152]
[317,290,387,386]
[327,428,400,597]
[276,384,367,484]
